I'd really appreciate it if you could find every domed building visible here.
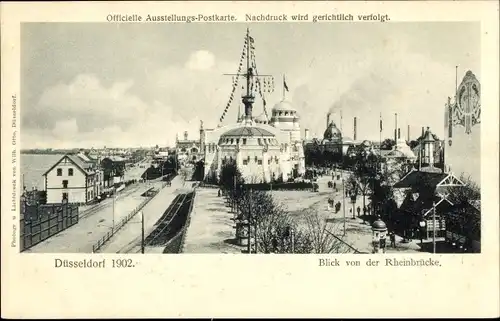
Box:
[200,31,305,183]
[203,100,305,183]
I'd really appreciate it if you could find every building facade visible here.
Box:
[43,154,100,204]
[176,130,203,164]
[444,70,481,185]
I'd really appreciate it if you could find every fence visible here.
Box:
[20,200,79,252]
[92,187,160,253]
[176,189,197,253]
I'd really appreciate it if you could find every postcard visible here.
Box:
[1,1,499,318]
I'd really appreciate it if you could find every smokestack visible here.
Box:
[327,113,331,129]
[394,113,398,142]
[421,126,425,138]
[184,131,188,141]
[397,128,401,139]
[407,125,410,141]
[304,128,310,140]
[353,117,357,141]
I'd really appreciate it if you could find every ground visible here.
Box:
[183,171,424,254]
[99,175,191,253]
[182,187,242,254]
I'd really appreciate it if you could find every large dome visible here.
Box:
[323,122,342,141]
[221,126,275,138]
[219,126,278,146]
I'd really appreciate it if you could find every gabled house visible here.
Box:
[43,154,100,204]
[391,169,465,237]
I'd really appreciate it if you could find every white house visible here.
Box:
[43,154,100,204]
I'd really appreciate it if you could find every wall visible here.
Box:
[20,200,79,251]
[444,123,480,186]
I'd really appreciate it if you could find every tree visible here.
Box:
[303,209,344,253]
[381,138,396,150]
[219,161,244,191]
[445,174,481,245]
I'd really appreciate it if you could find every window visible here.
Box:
[57,168,62,176]
[243,138,247,145]
[68,168,74,176]
[254,156,258,163]
[62,193,68,200]
[257,138,261,145]
[243,160,248,165]
[268,159,271,165]
[62,180,68,188]
[236,139,240,145]
[257,160,263,165]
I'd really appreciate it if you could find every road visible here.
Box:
[26,181,160,253]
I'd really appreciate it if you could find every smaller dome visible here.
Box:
[272,100,296,112]
[372,218,387,230]
[254,113,269,123]
[324,122,342,141]
[423,127,436,142]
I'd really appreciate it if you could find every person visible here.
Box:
[217,189,221,197]
[390,232,396,248]
[333,182,337,190]
[356,206,361,217]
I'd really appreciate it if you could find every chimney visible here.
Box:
[327,113,331,129]
[407,125,410,141]
[421,126,425,137]
[397,128,401,139]
[353,117,357,141]
[184,131,188,141]
[304,128,310,140]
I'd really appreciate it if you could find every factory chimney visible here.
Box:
[397,128,401,139]
[353,117,357,141]
[304,128,310,140]
[407,125,410,141]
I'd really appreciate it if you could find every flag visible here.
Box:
[284,76,289,92]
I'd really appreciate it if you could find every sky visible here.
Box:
[21,22,480,149]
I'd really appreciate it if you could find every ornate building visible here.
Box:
[201,29,305,183]
[175,130,202,163]
[444,70,481,185]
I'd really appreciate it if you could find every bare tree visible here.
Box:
[303,209,344,253]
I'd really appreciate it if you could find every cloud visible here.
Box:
[22,73,199,149]
[185,50,216,71]
[287,36,458,141]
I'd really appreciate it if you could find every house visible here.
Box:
[391,169,465,238]
[43,154,100,204]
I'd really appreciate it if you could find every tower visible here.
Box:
[184,131,188,141]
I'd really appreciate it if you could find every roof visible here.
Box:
[393,170,448,189]
[221,126,275,137]
[272,100,296,112]
[399,194,454,217]
[43,154,94,176]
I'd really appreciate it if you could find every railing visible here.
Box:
[91,188,159,253]
[177,189,197,253]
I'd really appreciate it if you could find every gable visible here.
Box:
[43,154,90,176]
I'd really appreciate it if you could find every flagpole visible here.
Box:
[282,75,285,101]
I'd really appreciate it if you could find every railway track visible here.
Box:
[145,192,193,247]
[79,184,141,220]
[114,191,194,253]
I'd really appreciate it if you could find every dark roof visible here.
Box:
[399,194,453,217]
[43,154,94,176]
[393,170,448,189]
[221,126,275,137]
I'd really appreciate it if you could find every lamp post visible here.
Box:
[371,218,388,254]
[419,219,426,245]
[290,227,295,253]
